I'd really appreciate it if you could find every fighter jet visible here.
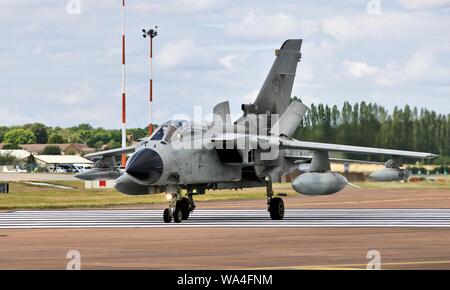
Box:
[76,39,437,223]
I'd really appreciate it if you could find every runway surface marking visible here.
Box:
[298,196,450,206]
[2,209,450,228]
[250,260,450,270]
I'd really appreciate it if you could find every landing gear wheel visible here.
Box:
[182,210,190,220]
[163,208,172,223]
[173,207,183,223]
[177,197,190,220]
[269,197,284,220]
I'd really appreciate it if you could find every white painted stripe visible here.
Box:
[1,209,450,229]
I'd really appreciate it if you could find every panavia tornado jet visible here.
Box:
[76,39,437,223]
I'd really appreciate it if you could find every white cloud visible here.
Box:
[157,39,218,69]
[0,108,33,125]
[296,62,315,83]
[174,0,224,13]
[321,12,450,42]
[133,0,224,14]
[375,76,393,87]
[218,53,250,71]
[322,14,406,42]
[219,54,237,70]
[398,0,450,10]
[241,89,259,103]
[224,10,300,39]
[322,16,360,42]
[342,60,377,78]
[32,45,44,55]
[373,49,450,86]
[404,50,433,77]
[46,83,96,106]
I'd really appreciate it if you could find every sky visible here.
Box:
[0,0,449,128]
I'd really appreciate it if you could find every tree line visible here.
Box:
[0,100,448,164]
[0,123,149,150]
[293,98,449,164]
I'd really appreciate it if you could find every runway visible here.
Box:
[1,208,450,228]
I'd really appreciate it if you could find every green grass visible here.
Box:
[0,181,297,210]
[0,179,448,210]
[0,181,163,210]
[355,182,450,190]
[354,178,450,190]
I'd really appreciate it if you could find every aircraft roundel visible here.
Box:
[272,77,281,95]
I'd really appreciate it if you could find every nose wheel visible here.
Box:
[173,207,183,223]
[163,208,172,223]
[163,189,196,223]
[178,197,194,220]
[163,207,183,223]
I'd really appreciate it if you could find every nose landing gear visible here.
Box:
[163,208,172,223]
[163,187,196,223]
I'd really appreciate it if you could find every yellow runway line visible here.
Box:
[247,259,450,270]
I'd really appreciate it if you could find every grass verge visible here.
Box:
[0,179,448,210]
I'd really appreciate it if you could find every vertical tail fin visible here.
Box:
[242,39,302,116]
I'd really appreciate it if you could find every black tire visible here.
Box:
[182,210,190,220]
[269,197,284,220]
[173,207,183,223]
[163,208,172,223]
[177,197,190,220]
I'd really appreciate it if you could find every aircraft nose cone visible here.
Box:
[126,148,163,184]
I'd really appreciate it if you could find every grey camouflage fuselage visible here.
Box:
[76,39,437,215]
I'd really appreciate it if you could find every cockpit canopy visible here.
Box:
[150,120,209,144]
[150,120,189,141]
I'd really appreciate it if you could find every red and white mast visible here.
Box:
[121,0,127,167]
[142,27,158,136]
[149,33,153,136]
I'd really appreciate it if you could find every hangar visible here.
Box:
[33,155,94,172]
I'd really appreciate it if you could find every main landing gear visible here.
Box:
[163,188,196,223]
[162,181,285,222]
[263,176,285,220]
